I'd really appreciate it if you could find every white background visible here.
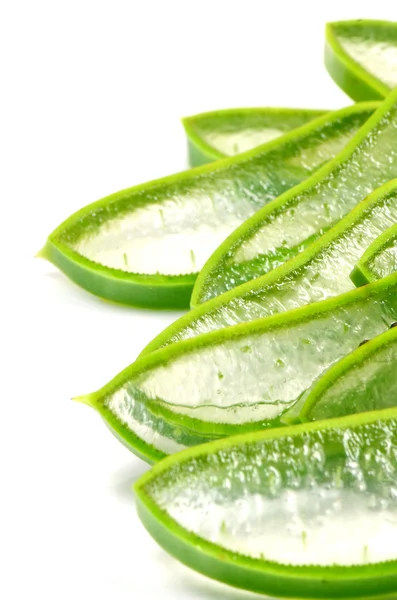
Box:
[2,1,397,598]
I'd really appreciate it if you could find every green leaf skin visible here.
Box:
[182,107,328,166]
[325,20,397,101]
[38,103,375,309]
[352,223,397,287]
[141,179,397,357]
[77,272,397,463]
[286,326,397,425]
[135,407,397,598]
[191,89,397,306]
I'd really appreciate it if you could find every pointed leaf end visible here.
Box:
[35,241,51,261]
[72,393,97,409]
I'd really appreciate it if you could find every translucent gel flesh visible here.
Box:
[75,200,243,276]
[105,283,397,441]
[149,193,397,351]
[197,106,397,302]
[192,110,325,156]
[338,37,397,89]
[107,387,186,455]
[305,339,397,421]
[104,387,218,456]
[368,238,397,280]
[145,419,397,566]
[63,109,371,276]
[206,128,290,155]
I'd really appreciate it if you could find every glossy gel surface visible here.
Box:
[137,410,397,579]
[99,387,220,461]
[298,327,397,422]
[44,105,374,291]
[85,274,397,464]
[135,290,397,426]
[369,239,397,279]
[142,181,397,355]
[192,91,397,304]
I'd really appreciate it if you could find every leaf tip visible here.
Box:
[72,393,97,408]
[35,242,51,261]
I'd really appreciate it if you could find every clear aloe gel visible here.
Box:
[38,103,375,308]
[183,107,328,166]
[325,19,397,101]
[191,88,397,306]
[135,407,397,598]
[77,272,397,463]
[352,222,397,286]
[141,179,397,356]
[84,390,223,464]
[284,325,397,424]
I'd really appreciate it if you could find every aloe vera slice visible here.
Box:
[287,325,397,425]
[325,19,397,101]
[79,390,222,464]
[183,107,328,166]
[135,407,397,598]
[192,89,397,306]
[141,179,397,356]
[352,223,397,287]
[38,103,375,309]
[78,272,397,463]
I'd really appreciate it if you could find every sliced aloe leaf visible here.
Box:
[183,107,328,166]
[38,103,376,309]
[135,407,397,598]
[141,179,397,356]
[285,325,397,425]
[77,272,397,463]
[75,392,222,464]
[352,223,397,287]
[325,19,397,101]
[191,89,397,305]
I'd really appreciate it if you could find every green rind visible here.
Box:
[135,407,397,599]
[182,115,225,165]
[185,136,217,167]
[140,178,397,357]
[324,20,394,101]
[39,239,196,310]
[182,107,329,166]
[351,223,397,287]
[350,263,373,288]
[190,93,393,306]
[40,102,377,309]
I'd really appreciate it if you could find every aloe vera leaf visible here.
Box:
[37,103,375,309]
[77,272,397,463]
[325,19,397,101]
[183,107,328,166]
[191,89,397,306]
[141,179,397,357]
[285,325,397,426]
[352,223,397,287]
[77,391,222,464]
[135,407,397,598]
